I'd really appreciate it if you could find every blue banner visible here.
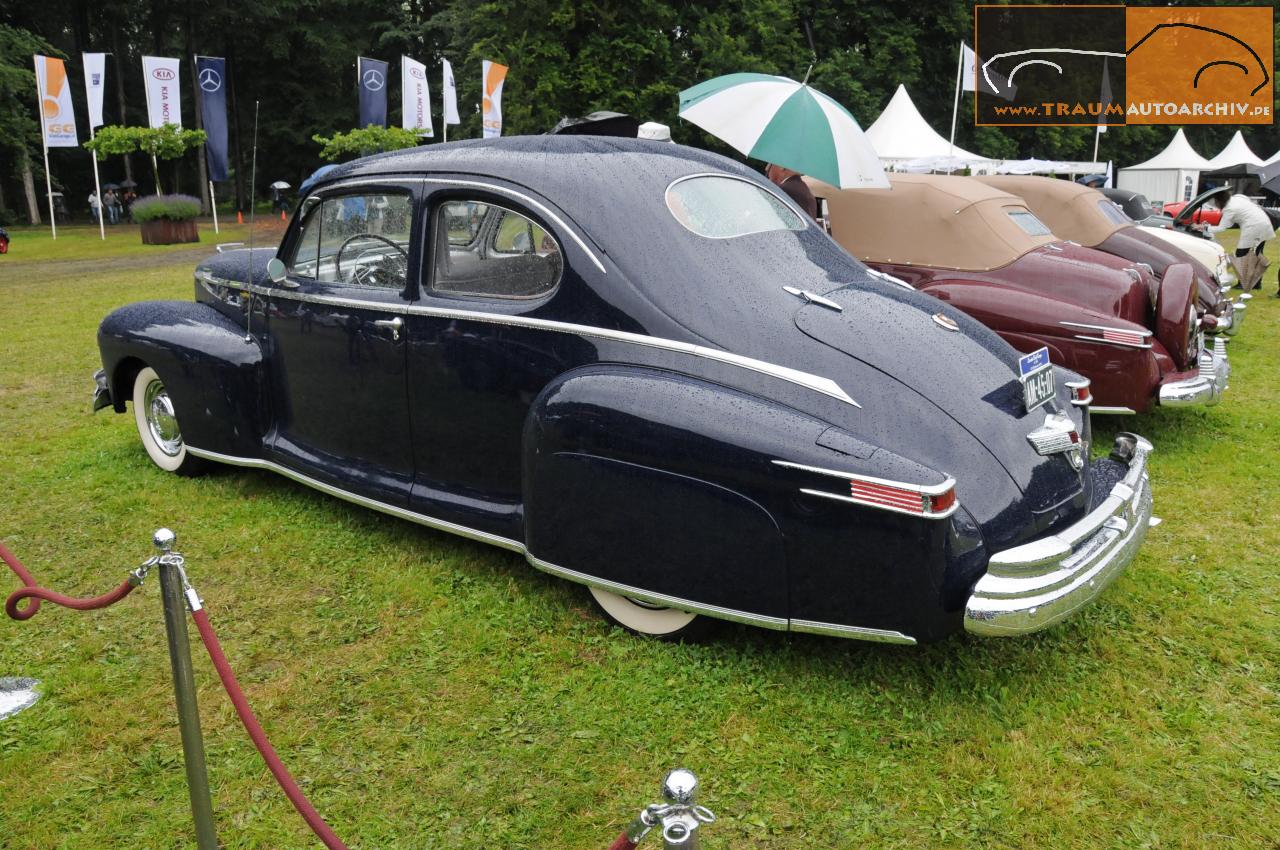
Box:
[358,57,388,127]
[195,56,229,182]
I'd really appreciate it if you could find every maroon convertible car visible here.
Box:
[809,174,1229,414]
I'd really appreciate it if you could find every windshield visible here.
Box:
[666,175,806,239]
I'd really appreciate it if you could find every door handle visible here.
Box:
[373,316,403,341]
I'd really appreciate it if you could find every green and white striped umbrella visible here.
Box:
[679,73,888,189]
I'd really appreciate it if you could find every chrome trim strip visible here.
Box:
[865,268,914,291]
[1090,406,1136,415]
[421,177,607,274]
[799,488,960,520]
[184,447,526,552]
[1069,334,1154,351]
[525,554,789,630]
[783,286,843,312]
[214,280,860,407]
[789,619,917,645]
[1058,321,1152,337]
[772,460,954,495]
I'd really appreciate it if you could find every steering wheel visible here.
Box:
[334,233,408,285]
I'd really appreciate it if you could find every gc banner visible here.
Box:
[482,59,508,138]
[358,56,388,127]
[975,4,1273,126]
[402,56,434,137]
[142,56,182,128]
[196,56,229,182]
[34,55,78,147]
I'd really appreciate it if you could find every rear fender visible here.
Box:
[1155,263,1197,370]
[97,300,267,457]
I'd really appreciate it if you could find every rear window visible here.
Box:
[1097,200,1132,225]
[666,175,805,239]
[1007,209,1052,236]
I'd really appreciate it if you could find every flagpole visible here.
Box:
[949,41,963,157]
[209,180,220,234]
[33,56,57,240]
[1092,126,1101,165]
[89,125,105,240]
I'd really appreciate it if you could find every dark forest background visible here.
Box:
[2,0,1278,224]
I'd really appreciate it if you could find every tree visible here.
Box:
[84,124,207,194]
[0,24,58,223]
[312,126,425,161]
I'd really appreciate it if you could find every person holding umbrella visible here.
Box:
[1200,186,1275,294]
[765,163,817,219]
[269,181,292,215]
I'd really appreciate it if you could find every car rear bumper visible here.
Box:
[1158,339,1229,407]
[964,434,1154,637]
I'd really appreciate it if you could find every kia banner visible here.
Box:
[142,56,182,128]
[82,53,107,128]
[196,56,229,182]
[34,55,78,147]
[402,56,434,137]
[481,59,508,138]
[358,56,388,127]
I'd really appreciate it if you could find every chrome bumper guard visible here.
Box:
[91,368,113,412]
[1217,298,1247,336]
[965,435,1154,637]
[1158,340,1229,407]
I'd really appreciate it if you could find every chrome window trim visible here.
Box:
[421,177,606,274]
[772,459,954,495]
[208,278,860,407]
[789,619,917,645]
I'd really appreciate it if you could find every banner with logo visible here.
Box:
[82,53,107,128]
[442,59,460,125]
[481,59,507,138]
[358,56,388,127]
[34,55,78,147]
[401,56,433,137]
[196,56,229,181]
[142,56,182,127]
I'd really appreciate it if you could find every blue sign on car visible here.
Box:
[1019,347,1054,412]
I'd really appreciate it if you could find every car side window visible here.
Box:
[430,200,561,299]
[286,190,412,289]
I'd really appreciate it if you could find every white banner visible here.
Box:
[142,56,182,127]
[83,53,107,128]
[481,59,507,139]
[34,55,78,147]
[441,59,459,125]
[401,56,434,137]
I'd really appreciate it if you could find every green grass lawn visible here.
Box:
[0,230,1276,849]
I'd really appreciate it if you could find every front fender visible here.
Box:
[97,300,267,458]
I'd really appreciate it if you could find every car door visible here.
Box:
[265,179,422,507]
[404,189,569,540]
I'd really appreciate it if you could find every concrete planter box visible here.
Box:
[140,219,199,245]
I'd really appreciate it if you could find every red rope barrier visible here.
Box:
[3,540,137,621]
[190,607,349,850]
[607,833,638,850]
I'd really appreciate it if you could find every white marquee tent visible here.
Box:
[865,85,994,171]
[1203,130,1265,171]
[1116,129,1209,205]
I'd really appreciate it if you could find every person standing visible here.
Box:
[1203,187,1275,293]
[87,191,101,224]
[765,163,817,220]
[103,189,119,225]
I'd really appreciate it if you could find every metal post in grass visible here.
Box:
[155,528,219,850]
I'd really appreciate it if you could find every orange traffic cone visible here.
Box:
[280,209,286,221]
[236,210,243,224]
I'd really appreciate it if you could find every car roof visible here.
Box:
[806,173,1056,272]
[976,175,1124,247]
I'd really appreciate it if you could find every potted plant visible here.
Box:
[132,194,201,244]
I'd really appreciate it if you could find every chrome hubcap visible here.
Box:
[143,379,182,457]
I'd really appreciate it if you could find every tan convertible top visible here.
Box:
[974,175,1123,247]
[805,174,1056,271]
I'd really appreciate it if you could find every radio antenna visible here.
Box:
[245,99,260,343]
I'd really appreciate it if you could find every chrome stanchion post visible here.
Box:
[155,528,219,850]
[657,769,712,850]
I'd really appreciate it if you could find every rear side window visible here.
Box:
[286,190,413,288]
[666,175,805,238]
[1007,209,1052,236]
[430,200,561,298]
[1097,200,1131,224]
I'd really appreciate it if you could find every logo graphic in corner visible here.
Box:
[975,5,1273,126]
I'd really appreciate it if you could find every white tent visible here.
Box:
[866,85,994,171]
[1204,131,1265,171]
[1116,129,1209,206]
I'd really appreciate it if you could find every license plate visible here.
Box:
[1018,347,1055,413]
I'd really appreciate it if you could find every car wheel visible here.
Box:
[587,587,714,641]
[132,366,205,476]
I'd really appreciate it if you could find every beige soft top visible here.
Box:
[805,174,1057,271]
[974,175,1123,247]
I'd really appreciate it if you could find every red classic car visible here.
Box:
[975,175,1243,335]
[1162,199,1221,226]
[809,174,1229,414]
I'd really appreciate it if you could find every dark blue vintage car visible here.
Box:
[93,136,1156,644]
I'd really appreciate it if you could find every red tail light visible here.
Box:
[849,479,957,518]
[1065,379,1092,407]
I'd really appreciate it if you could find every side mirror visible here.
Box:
[266,257,287,285]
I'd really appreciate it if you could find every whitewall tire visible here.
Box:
[588,587,712,641]
[132,367,204,476]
